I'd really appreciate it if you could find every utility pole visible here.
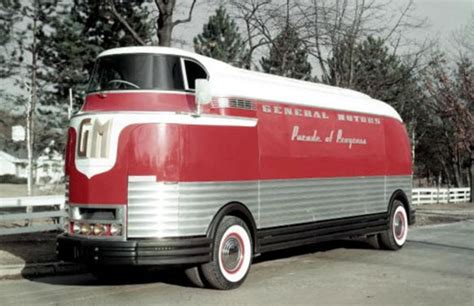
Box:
[68,88,73,119]
[25,0,39,225]
[26,0,39,197]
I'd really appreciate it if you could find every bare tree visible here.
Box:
[108,0,198,46]
[228,0,310,69]
[228,0,271,68]
[294,0,429,85]
[422,54,473,187]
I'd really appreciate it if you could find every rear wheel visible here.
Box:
[379,200,408,250]
[200,216,253,290]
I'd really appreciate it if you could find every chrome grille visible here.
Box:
[229,98,256,110]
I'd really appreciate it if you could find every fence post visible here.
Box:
[449,188,452,203]
[436,177,440,204]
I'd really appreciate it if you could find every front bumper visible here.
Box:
[57,234,212,266]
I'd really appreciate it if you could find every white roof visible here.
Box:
[99,47,402,121]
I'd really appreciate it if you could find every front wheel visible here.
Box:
[200,216,253,290]
[379,200,408,250]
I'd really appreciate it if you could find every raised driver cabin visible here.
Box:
[57,47,414,290]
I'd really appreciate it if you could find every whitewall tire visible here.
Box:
[200,216,252,290]
[379,200,408,250]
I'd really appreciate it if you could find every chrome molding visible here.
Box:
[127,175,412,238]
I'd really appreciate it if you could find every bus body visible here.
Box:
[57,47,414,289]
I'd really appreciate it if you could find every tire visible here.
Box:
[366,234,380,249]
[200,216,253,290]
[184,266,206,288]
[379,200,408,250]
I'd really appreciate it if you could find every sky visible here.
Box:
[410,0,472,44]
[175,0,473,52]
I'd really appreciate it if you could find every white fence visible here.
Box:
[412,188,471,205]
[0,188,471,235]
[0,195,66,236]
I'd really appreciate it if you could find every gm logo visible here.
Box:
[77,118,112,158]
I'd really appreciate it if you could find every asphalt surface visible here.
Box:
[1,221,473,305]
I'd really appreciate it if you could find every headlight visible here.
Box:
[93,223,106,236]
[80,223,92,235]
[110,223,122,236]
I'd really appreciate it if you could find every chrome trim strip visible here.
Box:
[86,89,192,96]
[128,176,156,182]
[71,111,258,126]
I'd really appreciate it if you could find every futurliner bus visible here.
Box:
[57,46,415,290]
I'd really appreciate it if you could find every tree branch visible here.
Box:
[154,0,166,14]
[108,0,146,46]
[172,0,197,27]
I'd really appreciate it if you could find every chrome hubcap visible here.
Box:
[221,235,243,273]
[394,212,405,239]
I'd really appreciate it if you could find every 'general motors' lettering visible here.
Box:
[262,105,329,119]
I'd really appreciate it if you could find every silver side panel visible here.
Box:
[127,178,258,238]
[127,175,411,238]
[385,175,412,208]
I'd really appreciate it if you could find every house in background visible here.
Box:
[0,117,64,184]
[0,150,27,178]
[35,150,64,184]
[0,147,64,184]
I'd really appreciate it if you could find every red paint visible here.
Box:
[82,92,196,113]
[66,93,412,205]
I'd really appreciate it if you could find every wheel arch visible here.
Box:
[206,202,258,258]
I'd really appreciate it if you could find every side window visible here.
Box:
[183,60,207,90]
[153,55,185,90]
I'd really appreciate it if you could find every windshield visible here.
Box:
[87,54,185,93]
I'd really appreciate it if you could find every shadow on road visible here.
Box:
[0,232,59,275]
[18,237,377,288]
[254,239,376,264]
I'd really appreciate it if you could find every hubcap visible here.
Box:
[221,234,244,273]
[394,211,405,239]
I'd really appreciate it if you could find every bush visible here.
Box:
[0,174,27,184]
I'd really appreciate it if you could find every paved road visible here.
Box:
[2,221,473,305]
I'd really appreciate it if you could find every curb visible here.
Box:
[0,262,86,280]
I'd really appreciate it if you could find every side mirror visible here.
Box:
[195,79,211,115]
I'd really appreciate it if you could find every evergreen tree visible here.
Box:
[34,0,154,153]
[194,6,247,67]
[260,25,312,80]
[0,0,22,79]
[324,36,423,123]
[356,37,418,109]
[40,0,154,95]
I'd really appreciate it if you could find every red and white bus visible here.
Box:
[57,47,414,290]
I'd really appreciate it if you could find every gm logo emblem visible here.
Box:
[77,118,112,158]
